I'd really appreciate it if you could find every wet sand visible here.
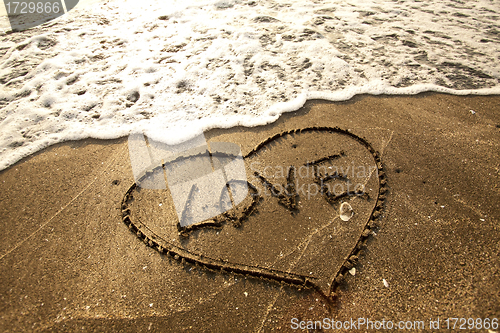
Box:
[0,93,499,332]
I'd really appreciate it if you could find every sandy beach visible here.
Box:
[1,93,499,332]
[1,0,500,331]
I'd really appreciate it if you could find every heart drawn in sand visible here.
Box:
[121,127,387,298]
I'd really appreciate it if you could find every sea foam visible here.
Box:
[0,0,499,170]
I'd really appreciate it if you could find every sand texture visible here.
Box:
[0,93,499,332]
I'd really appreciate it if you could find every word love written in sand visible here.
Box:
[121,127,387,296]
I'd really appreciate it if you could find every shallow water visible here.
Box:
[0,0,499,170]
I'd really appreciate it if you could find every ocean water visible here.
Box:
[0,0,499,170]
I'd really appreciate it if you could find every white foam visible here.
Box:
[0,0,499,170]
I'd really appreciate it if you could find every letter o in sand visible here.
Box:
[339,202,354,221]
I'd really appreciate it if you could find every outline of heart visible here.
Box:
[120,126,387,301]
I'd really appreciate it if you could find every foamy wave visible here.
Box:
[1,0,499,170]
